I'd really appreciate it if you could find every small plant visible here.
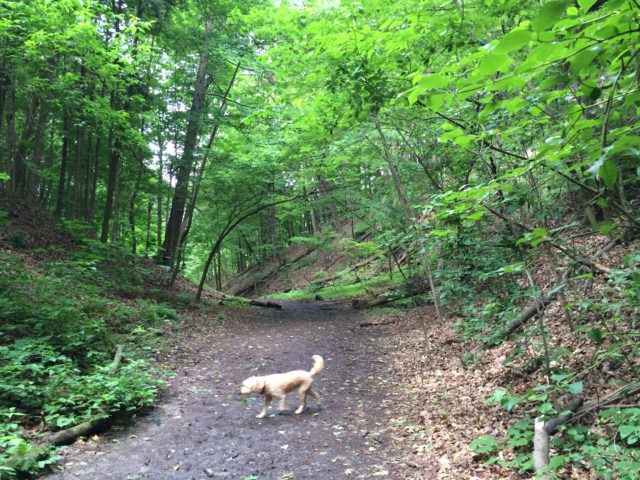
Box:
[9,230,26,248]
[0,408,59,478]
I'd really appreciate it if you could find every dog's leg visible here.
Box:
[277,395,287,412]
[294,389,307,415]
[257,394,272,419]
[308,387,321,407]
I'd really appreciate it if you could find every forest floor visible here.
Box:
[43,298,521,480]
[44,300,415,480]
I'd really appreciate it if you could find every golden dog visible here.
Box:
[240,355,324,419]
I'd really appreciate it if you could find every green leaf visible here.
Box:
[407,74,451,105]
[477,53,512,76]
[526,43,569,64]
[588,86,602,101]
[495,29,532,53]
[453,134,475,148]
[597,220,615,236]
[589,157,617,188]
[417,74,449,89]
[532,1,569,32]
[577,0,598,11]
[429,229,453,237]
[551,373,573,382]
[503,396,519,412]
[539,402,555,414]
[502,96,527,114]
[599,158,618,188]
[465,211,484,221]
[470,435,501,453]
[426,93,447,110]
[570,46,602,74]
[439,128,464,143]
[566,381,583,395]
[619,425,640,444]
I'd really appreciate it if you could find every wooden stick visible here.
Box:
[108,344,124,376]
[533,381,640,475]
[533,417,550,477]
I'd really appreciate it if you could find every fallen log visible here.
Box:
[249,299,282,309]
[352,287,424,310]
[483,206,616,275]
[352,292,406,309]
[482,288,563,348]
[576,380,640,418]
[479,238,620,350]
[49,419,108,446]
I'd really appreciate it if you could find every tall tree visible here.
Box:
[161,19,213,264]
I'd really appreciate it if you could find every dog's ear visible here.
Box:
[255,377,265,391]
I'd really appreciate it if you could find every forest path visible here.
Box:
[46,301,408,480]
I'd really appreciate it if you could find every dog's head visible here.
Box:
[240,376,265,395]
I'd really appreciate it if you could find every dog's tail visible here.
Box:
[309,355,324,377]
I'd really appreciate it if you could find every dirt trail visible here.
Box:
[45,301,408,480]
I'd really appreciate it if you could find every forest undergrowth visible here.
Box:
[379,235,639,479]
[0,201,221,478]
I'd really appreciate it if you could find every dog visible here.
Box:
[240,355,324,419]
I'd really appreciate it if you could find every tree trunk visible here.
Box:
[26,104,49,199]
[88,136,100,222]
[128,157,144,254]
[71,124,84,218]
[55,114,70,217]
[4,86,16,188]
[161,21,212,265]
[216,251,223,290]
[112,167,123,241]
[169,61,240,284]
[0,72,7,149]
[101,126,119,242]
[374,116,412,219]
[145,198,153,255]
[84,135,93,219]
[13,97,38,196]
[156,137,164,248]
